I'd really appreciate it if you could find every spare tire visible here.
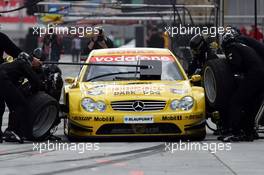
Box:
[203,59,235,110]
[26,92,59,141]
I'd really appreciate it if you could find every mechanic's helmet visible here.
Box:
[228,26,241,37]
[32,48,46,61]
[189,34,207,55]
[17,52,32,66]
[221,30,237,51]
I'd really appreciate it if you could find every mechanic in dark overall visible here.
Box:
[226,27,264,61]
[220,32,264,142]
[188,34,218,75]
[231,29,264,138]
[237,35,264,61]
[188,34,224,133]
[0,32,41,143]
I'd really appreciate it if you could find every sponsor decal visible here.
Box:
[105,50,158,55]
[114,91,136,96]
[86,89,104,96]
[162,115,182,121]
[72,116,92,121]
[110,126,160,134]
[114,90,160,96]
[72,116,115,122]
[185,114,203,120]
[94,116,115,122]
[124,116,154,124]
[83,85,105,96]
[171,88,188,95]
[112,85,163,96]
[143,90,161,95]
[89,55,175,62]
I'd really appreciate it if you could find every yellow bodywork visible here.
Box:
[63,48,206,140]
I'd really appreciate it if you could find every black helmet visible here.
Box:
[228,26,241,37]
[32,48,47,61]
[221,27,241,50]
[189,34,207,55]
[221,32,236,51]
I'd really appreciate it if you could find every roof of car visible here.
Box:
[90,48,172,56]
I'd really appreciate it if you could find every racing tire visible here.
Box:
[26,92,59,141]
[203,59,235,110]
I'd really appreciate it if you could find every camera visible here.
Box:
[97,29,104,42]
[97,35,104,42]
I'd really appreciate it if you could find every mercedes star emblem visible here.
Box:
[132,101,145,111]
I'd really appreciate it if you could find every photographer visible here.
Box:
[86,29,114,55]
[147,27,164,48]
[42,32,62,62]
[0,32,41,143]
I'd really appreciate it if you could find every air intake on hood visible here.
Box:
[111,100,166,112]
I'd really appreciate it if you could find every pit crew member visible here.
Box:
[0,32,41,143]
[220,32,264,142]
[188,34,218,76]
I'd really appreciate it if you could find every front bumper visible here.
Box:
[65,111,206,139]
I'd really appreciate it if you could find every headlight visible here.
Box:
[170,99,180,110]
[81,98,96,112]
[170,96,194,111]
[179,96,194,110]
[96,101,106,112]
[81,98,106,112]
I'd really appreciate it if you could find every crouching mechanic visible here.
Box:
[0,32,42,143]
[219,32,264,142]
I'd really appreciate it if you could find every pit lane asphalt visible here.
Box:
[0,55,264,175]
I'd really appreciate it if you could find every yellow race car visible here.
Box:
[63,48,206,141]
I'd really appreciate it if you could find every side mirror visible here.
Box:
[190,75,201,83]
[33,48,46,61]
[65,77,75,84]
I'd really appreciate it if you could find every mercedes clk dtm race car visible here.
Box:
[63,48,206,141]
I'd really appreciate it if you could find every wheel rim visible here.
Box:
[32,105,57,138]
[204,67,217,104]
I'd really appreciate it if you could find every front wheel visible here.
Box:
[25,92,59,141]
[203,59,235,110]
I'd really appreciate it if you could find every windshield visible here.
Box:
[84,56,184,82]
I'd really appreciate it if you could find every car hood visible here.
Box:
[78,80,192,100]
